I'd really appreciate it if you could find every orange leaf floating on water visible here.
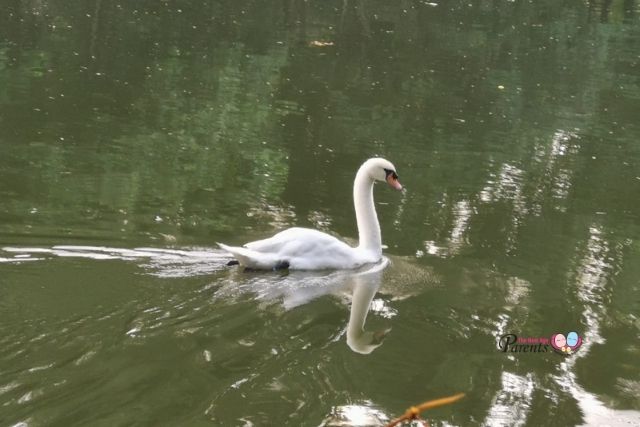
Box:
[385,393,465,427]
[309,40,335,47]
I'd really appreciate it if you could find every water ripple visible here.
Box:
[0,245,230,277]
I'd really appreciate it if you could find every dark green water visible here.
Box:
[1,1,640,425]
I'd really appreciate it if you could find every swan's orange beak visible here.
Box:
[386,174,403,191]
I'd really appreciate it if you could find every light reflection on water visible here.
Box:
[555,224,640,426]
[321,401,389,426]
[484,372,536,427]
[422,198,473,258]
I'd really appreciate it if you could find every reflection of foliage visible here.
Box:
[0,1,292,242]
[1,0,637,245]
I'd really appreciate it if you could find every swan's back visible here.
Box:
[224,227,377,270]
[250,228,356,269]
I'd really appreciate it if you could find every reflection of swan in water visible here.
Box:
[217,257,401,354]
[215,254,437,354]
[217,253,434,308]
[346,258,390,354]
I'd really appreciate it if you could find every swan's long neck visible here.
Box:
[353,166,381,254]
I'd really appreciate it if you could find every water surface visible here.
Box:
[1,1,640,426]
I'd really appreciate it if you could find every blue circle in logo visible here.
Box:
[566,331,579,347]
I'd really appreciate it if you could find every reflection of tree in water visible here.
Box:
[1,1,295,240]
[3,0,636,239]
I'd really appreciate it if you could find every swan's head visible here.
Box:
[361,158,403,191]
[347,328,391,354]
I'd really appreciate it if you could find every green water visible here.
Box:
[1,1,640,425]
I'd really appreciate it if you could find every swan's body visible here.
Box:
[219,228,374,270]
[219,158,402,270]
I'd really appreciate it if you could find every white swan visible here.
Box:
[218,158,402,270]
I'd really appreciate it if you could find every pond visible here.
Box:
[1,1,639,425]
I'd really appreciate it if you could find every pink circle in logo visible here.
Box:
[551,334,567,351]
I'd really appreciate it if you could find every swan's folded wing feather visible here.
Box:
[243,236,283,252]
[218,243,279,269]
[244,228,345,253]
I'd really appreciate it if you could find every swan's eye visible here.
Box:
[384,168,398,180]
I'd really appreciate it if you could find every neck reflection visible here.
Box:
[346,258,390,354]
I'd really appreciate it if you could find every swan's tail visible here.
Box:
[217,243,282,270]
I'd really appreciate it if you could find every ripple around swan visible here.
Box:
[0,245,230,277]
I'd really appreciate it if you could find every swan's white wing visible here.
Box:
[217,243,280,269]
[221,227,372,270]
[244,228,338,251]
[242,229,294,252]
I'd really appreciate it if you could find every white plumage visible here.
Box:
[219,158,402,270]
